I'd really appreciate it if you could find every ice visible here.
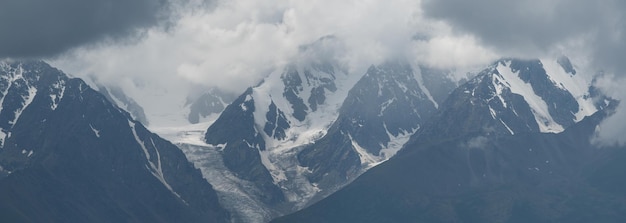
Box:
[179,143,277,223]
[252,62,361,150]
[259,149,287,183]
[496,62,564,133]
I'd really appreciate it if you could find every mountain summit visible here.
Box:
[0,61,229,222]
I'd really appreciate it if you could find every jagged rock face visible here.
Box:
[282,64,310,122]
[416,58,599,140]
[0,61,229,223]
[274,109,624,223]
[96,84,149,125]
[281,61,339,123]
[202,57,452,218]
[508,59,579,127]
[273,58,619,223]
[298,62,438,184]
[264,100,290,141]
[203,58,354,209]
[342,63,437,153]
[204,88,285,205]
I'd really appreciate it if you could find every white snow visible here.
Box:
[499,119,515,135]
[259,149,287,183]
[0,65,24,117]
[50,81,65,110]
[240,94,252,111]
[89,124,100,137]
[350,135,379,168]
[0,131,5,148]
[251,63,361,151]
[491,75,508,108]
[489,105,515,135]
[496,62,564,133]
[150,121,216,146]
[488,106,497,119]
[541,58,597,121]
[10,85,38,126]
[349,127,414,170]
[413,68,439,109]
[379,125,415,160]
[378,98,396,116]
[20,149,33,157]
[107,89,129,113]
[179,143,278,223]
[128,120,185,203]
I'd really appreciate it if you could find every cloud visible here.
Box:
[421,0,626,145]
[464,136,489,149]
[591,74,626,146]
[47,0,497,126]
[0,0,171,58]
[52,0,495,90]
[421,0,623,59]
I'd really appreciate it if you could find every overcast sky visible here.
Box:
[1,0,625,143]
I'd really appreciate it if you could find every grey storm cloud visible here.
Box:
[422,0,626,145]
[421,0,626,72]
[0,0,170,58]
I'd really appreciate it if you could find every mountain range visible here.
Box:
[0,52,619,223]
[274,58,620,222]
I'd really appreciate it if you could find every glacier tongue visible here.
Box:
[156,122,277,223]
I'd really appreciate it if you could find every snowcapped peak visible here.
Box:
[248,59,360,149]
[479,57,599,134]
[494,60,565,133]
[0,61,69,147]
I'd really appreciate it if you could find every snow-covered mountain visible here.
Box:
[273,58,619,223]
[186,88,236,124]
[415,57,604,140]
[297,62,438,189]
[198,48,457,220]
[0,55,607,223]
[0,60,229,222]
[274,99,619,223]
[203,58,359,208]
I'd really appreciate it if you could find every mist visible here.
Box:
[43,0,626,142]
